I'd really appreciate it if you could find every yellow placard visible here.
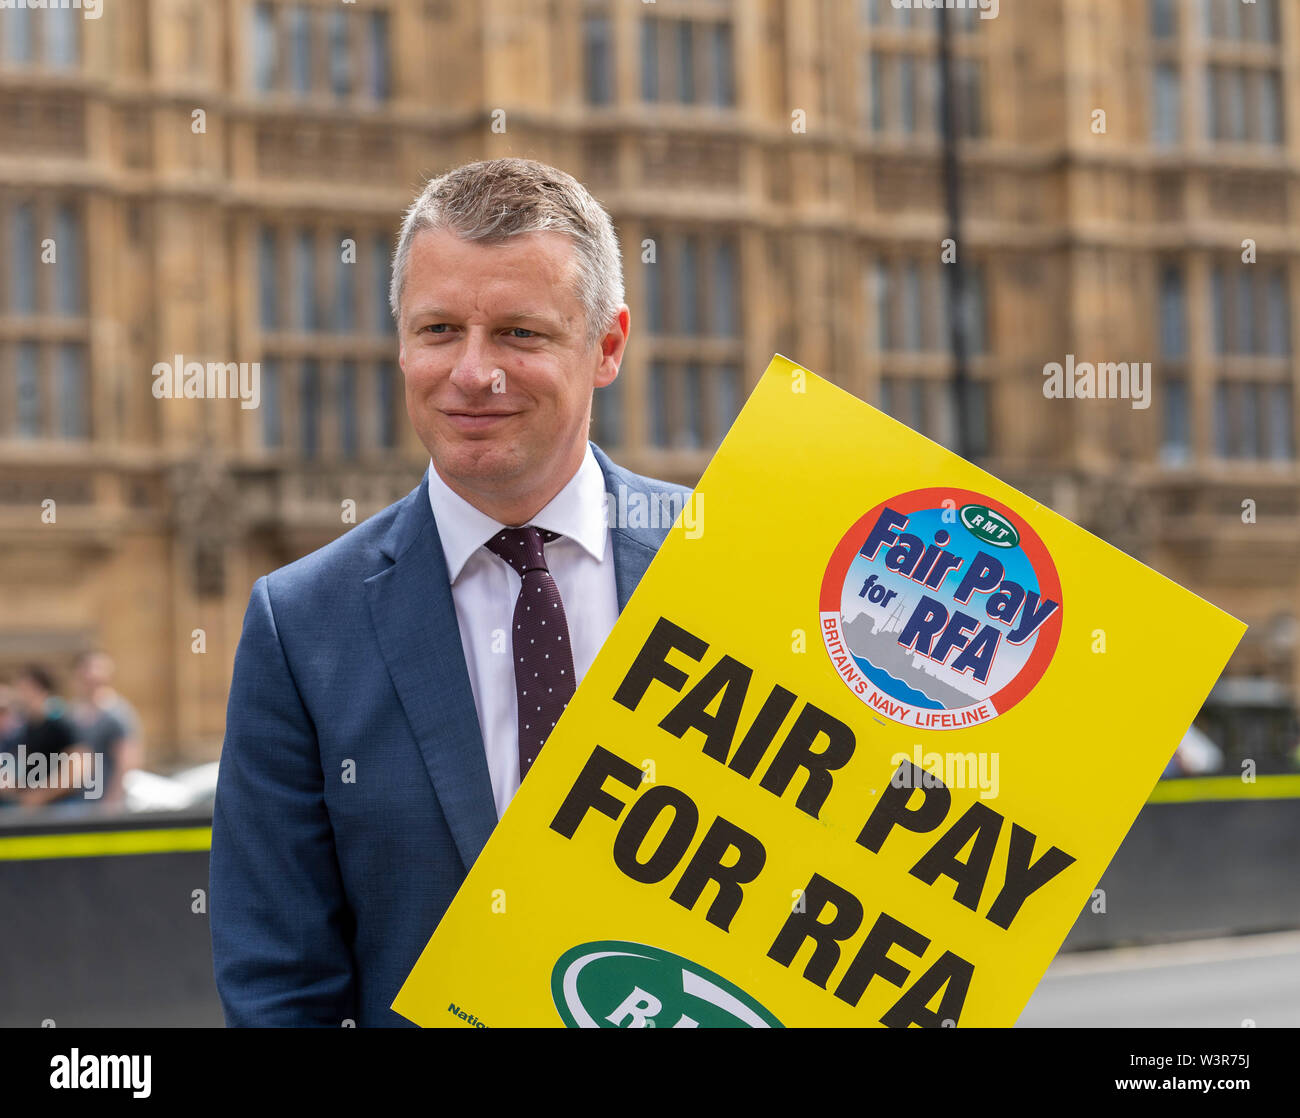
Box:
[394,355,1246,1028]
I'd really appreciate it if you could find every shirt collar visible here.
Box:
[426,443,609,583]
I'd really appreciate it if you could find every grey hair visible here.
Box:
[389,158,624,349]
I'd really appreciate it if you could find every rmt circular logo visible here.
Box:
[551,941,782,1028]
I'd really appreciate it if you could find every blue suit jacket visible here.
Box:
[210,443,691,1026]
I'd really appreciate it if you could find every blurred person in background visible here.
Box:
[1,665,96,816]
[0,684,20,750]
[72,651,143,813]
[0,684,21,814]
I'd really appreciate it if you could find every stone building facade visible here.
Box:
[0,0,1295,765]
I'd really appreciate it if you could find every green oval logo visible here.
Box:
[551,941,783,1028]
[959,504,1020,549]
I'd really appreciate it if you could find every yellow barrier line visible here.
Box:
[1147,774,1300,803]
[0,826,211,861]
[0,776,1294,860]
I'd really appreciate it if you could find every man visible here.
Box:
[72,651,143,813]
[0,684,20,752]
[2,665,96,815]
[211,158,693,1026]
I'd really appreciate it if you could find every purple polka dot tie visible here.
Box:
[484,526,576,782]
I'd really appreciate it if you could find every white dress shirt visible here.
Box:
[427,444,620,820]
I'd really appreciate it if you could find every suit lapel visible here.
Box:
[366,474,499,871]
[609,522,659,611]
[592,441,669,610]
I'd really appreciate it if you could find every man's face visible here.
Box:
[13,677,43,717]
[75,656,105,698]
[398,227,625,516]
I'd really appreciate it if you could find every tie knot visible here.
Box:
[484,525,560,577]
